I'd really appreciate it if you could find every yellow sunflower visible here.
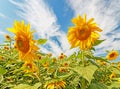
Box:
[106,50,119,60]
[4,46,9,50]
[45,80,66,89]
[67,14,102,50]
[5,34,11,41]
[7,20,39,62]
[110,72,116,79]
[22,62,38,73]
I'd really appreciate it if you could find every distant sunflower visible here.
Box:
[7,20,39,62]
[106,50,119,60]
[5,34,11,41]
[45,80,66,89]
[23,62,38,73]
[67,14,102,50]
[110,72,116,79]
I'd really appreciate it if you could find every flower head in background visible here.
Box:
[23,62,38,73]
[106,50,119,61]
[5,34,11,41]
[45,80,66,89]
[7,20,39,62]
[67,14,102,50]
[110,72,116,79]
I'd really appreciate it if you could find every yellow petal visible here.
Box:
[71,17,78,25]
[74,40,80,47]
[67,33,75,41]
[88,18,94,24]
[91,32,100,39]
[7,28,17,33]
[83,14,87,22]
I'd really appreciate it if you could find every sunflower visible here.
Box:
[110,72,116,79]
[67,14,102,50]
[106,50,119,60]
[45,80,66,89]
[7,20,39,62]
[43,62,49,69]
[22,62,38,73]
[5,34,11,41]
[4,46,9,50]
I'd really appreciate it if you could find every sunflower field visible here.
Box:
[0,14,120,89]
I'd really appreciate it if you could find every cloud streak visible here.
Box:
[0,13,7,19]
[67,0,120,55]
[9,0,77,56]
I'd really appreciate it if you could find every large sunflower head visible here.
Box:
[7,20,39,62]
[106,50,119,61]
[67,14,102,50]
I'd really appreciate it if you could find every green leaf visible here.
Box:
[107,82,120,89]
[37,39,47,45]
[72,65,98,83]
[88,82,108,89]
[90,47,95,51]
[86,55,110,63]
[0,74,3,83]
[68,52,76,59]
[0,67,7,75]
[88,60,99,68]
[11,84,31,89]
[11,83,42,89]
[32,82,42,89]
[93,40,105,46]
[94,57,110,63]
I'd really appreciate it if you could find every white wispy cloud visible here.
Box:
[0,13,7,19]
[9,0,77,56]
[67,0,120,55]
[0,30,6,35]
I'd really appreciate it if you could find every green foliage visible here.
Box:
[88,82,108,89]
[108,82,120,89]
[93,39,105,46]
[72,65,98,83]
[0,67,7,75]
[37,39,47,45]
[11,82,42,89]
[0,34,119,89]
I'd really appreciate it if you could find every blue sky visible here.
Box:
[0,0,120,58]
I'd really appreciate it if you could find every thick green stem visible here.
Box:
[81,51,86,89]
[81,51,86,67]
[81,78,86,89]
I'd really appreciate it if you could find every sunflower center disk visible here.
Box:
[77,25,91,40]
[110,53,115,58]
[16,38,30,53]
[26,63,32,69]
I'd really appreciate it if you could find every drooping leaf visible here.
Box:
[37,39,47,45]
[72,65,98,83]
[94,57,110,63]
[88,60,99,68]
[86,55,110,63]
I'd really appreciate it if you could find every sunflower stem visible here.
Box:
[81,50,86,89]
